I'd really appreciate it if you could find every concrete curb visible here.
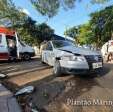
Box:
[7,66,51,77]
[0,84,21,112]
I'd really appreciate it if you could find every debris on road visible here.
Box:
[0,73,7,78]
[16,94,41,112]
[15,86,35,96]
[31,109,39,112]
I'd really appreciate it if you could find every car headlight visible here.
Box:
[61,55,85,61]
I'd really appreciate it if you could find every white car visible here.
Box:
[41,40,103,76]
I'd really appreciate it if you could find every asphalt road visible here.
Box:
[0,58,113,112]
[0,58,49,76]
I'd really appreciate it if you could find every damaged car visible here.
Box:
[41,40,103,76]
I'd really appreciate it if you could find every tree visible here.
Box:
[77,23,95,45]
[16,17,54,46]
[0,0,111,46]
[91,0,110,4]
[0,0,26,27]
[64,5,113,47]
[64,23,95,45]
[64,26,78,42]
[23,19,54,46]
[34,23,54,47]
[90,5,113,47]
[0,0,54,46]
[30,0,110,18]
[30,0,76,18]
[16,17,37,45]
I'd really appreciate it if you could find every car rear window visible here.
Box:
[0,35,2,43]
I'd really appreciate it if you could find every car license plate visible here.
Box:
[92,62,102,69]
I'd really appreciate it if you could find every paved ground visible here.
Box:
[0,58,113,112]
[0,84,21,112]
[0,58,49,77]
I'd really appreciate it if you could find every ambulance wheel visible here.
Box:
[24,53,31,61]
[8,57,16,62]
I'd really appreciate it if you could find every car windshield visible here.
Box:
[52,40,75,48]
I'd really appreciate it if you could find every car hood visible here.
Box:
[58,46,100,56]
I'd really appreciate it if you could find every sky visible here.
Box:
[13,0,113,36]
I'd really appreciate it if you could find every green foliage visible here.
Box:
[64,23,95,45]
[0,0,54,46]
[64,5,113,47]
[31,0,76,18]
[90,5,113,46]
[30,0,110,18]
[91,0,110,4]
[35,23,54,45]
[77,23,95,45]
[0,0,26,26]
[16,17,54,46]
[64,26,78,38]
[0,0,111,46]
[0,0,35,45]
[31,0,60,18]
[16,17,36,45]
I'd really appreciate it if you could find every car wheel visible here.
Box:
[24,54,31,61]
[53,60,62,76]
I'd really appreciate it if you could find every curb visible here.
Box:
[0,84,21,112]
[7,66,51,77]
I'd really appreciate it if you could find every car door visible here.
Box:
[44,42,54,66]
[0,34,9,59]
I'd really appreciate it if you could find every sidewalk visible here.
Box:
[0,83,21,112]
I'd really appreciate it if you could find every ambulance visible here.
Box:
[0,27,35,61]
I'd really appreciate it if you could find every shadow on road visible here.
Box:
[77,66,111,79]
[27,73,101,111]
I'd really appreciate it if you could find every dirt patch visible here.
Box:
[2,73,68,112]
[31,80,65,109]
[2,80,19,92]
[8,68,52,86]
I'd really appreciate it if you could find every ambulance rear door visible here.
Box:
[0,33,9,60]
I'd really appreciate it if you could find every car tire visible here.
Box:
[53,60,62,77]
[41,60,46,64]
[24,53,31,61]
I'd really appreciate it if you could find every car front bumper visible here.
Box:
[59,58,103,75]
[61,67,103,75]
[60,60,89,69]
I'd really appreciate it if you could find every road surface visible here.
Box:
[0,58,113,112]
